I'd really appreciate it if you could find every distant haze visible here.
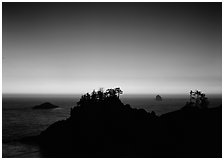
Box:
[3,3,222,95]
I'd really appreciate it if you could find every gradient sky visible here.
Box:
[2,2,222,95]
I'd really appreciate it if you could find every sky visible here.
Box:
[2,2,222,95]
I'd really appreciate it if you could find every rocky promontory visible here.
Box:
[26,88,221,158]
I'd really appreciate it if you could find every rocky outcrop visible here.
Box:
[33,95,221,158]
[33,102,59,109]
[156,95,162,101]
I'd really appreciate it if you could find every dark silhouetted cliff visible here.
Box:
[28,89,221,158]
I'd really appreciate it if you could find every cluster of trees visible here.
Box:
[77,88,123,106]
[188,90,209,109]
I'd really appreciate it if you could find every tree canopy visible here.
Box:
[77,87,123,107]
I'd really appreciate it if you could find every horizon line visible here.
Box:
[2,92,222,96]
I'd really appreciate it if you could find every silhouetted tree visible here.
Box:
[115,87,123,98]
[200,93,209,109]
[77,95,85,106]
[97,88,104,100]
[190,90,193,103]
[106,89,116,97]
[76,87,123,108]
[188,90,209,109]
[86,93,91,100]
[91,90,97,101]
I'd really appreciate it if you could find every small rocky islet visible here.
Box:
[156,95,162,101]
[33,102,59,109]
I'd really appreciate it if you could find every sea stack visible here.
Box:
[33,102,59,109]
[156,95,162,101]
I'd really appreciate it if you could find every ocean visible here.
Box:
[2,94,222,157]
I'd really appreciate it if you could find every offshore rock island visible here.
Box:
[26,88,221,158]
[156,95,162,101]
[33,102,59,109]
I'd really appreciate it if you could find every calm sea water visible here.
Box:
[2,94,222,157]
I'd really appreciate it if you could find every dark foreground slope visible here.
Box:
[32,96,221,158]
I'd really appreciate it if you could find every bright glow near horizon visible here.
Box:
[2,3,222,95]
